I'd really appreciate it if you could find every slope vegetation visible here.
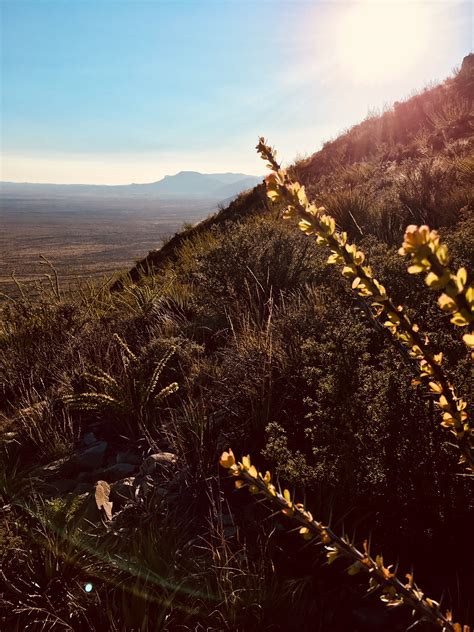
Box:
[120,53,472,286]
[1,56,473,632]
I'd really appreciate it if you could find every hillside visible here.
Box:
[1,57,473,632]
[117,54,473,289]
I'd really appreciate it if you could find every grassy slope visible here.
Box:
[1,57,473,632]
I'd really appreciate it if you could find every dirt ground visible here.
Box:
[0,195,211,298]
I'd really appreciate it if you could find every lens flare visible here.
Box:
[334,0,433,84]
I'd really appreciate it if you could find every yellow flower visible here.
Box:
[399,224,432,255]
[326,547,340,564]
[299,527,313,540]
[462,332,474,348]
[248,465,258,479]
[438,294,456,312]
[219,449,236,469]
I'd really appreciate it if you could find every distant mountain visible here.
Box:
[0,171,263,201]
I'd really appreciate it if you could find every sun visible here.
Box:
[335,0,433,85]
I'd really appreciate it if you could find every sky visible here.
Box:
[0,0,472,184]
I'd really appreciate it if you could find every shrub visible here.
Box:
[63,334,178,439]
[219,138,474,631]
[192,216,321,324]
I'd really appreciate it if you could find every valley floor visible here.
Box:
[0,196,210,297]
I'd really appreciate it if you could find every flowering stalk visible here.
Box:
[256,137,473,471]
[398,225,474,352]
[220,450,468,632]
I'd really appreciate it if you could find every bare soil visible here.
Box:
[0,195,212,297]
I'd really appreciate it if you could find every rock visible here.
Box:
[48,479,77,494]
[76,462,136,484]
[82,432,97,446]
[73,482,94,495]
[116,451,142,465]
[66,441,107,474]
[73,491,102,524]
[94,480,113,520]
[146,484,168,501]
[140,452,178,476]
[95,462,136,482]
[37,456,70,479]
[76,470,98,483]
[110,477,136,505]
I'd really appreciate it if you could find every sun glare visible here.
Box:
[335,1,433,84]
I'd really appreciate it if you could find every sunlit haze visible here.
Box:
[334,1,433,84]
[1,0,471,184]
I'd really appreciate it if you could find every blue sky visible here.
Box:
[1,0,472,183]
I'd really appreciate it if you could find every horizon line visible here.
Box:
[0,170,264,188]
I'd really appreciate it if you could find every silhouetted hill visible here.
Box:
[0,171,262,201]
[127,171,263,198]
